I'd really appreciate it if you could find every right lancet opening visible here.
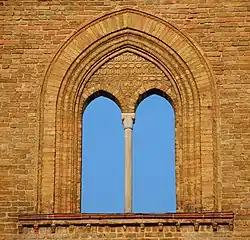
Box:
[133,93,176,213]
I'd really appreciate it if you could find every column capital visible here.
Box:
[122,113,135,130]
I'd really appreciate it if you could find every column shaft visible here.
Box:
[124,127,132,213]
[122,113,135,213]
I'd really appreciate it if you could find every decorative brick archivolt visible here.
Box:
[39,9,219,213]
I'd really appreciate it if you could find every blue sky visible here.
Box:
[81,94,175,213]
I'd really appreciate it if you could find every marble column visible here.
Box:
[122,113,135,213]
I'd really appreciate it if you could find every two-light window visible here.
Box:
[81,94,176,213]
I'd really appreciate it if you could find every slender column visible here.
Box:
[122,113,135,213]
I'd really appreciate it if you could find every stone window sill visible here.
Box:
[18,212,234,234]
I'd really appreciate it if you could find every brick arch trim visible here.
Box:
[39,9,219,213]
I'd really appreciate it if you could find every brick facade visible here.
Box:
[0,1,249,239]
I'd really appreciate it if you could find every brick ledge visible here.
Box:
[18,212,234,233]
[19,212,234,220]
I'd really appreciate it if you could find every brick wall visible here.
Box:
[0,0,249,239]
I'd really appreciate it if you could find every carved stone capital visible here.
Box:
[122,113,135,129]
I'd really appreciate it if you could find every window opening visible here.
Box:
[81,96,124,213]
[133,94,176,213]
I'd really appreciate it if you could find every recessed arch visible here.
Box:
[38,9,219,214]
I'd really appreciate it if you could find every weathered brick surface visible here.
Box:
[0,0,249,239]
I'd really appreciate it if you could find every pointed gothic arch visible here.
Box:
[38,9,219,213]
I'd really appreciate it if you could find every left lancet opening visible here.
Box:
[81,95,124,213]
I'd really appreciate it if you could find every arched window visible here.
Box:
[81,92,176,213]
[39,9,217,214]
[133,94,176,213]
[81,96,124,213]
